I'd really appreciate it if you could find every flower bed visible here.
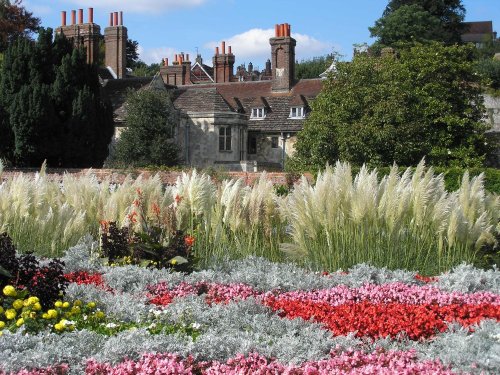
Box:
[1,247,499,374]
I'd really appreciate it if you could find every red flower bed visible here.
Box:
[64,272,113,292]
[263,297,500,340]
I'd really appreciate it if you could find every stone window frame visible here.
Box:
[289,106,305,119]
[250,107,266,120]
[219,126,232,152]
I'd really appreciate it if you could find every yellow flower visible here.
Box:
[42,313,49,319]
[73,300,82,307]
[87,302,96,309]
[0,321,5,329]
[5,309,16,320]
[54,301,63,308]
[54,323,64,331]
[3,285,17,297]
[171,259,178,265]
[71,306,81,314]
[15,318,24,327]
[95,311,105,319]
[27,296,39,305]
[62,302,70,309]
[47,309,58,319]
[12,299,24,310]
[0,306,4,314]
[30,312,36,318]
[33,302,42,311]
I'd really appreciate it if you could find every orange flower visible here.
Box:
[184,235,195,247]
[127,211,138,223]
[175,194,183,204]
[133,199,140,207]
[99,220,110,231]
[151,202,161,215]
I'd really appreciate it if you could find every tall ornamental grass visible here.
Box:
[0,160,498,273]
[280,161,499,274]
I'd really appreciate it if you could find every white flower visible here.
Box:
[191,322,201,330]
[105,323,118,329]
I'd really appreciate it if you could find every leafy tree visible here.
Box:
[0,0,40,52]
[291,42,489,170]
[370,0,466,48]
[126,39,140,68]
[295,54,334,80]
[0,29,114,167]
[113,89,179,167]
[131,61,160,77]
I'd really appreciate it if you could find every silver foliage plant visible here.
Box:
[1,259,500,374]
[62,249,500,293]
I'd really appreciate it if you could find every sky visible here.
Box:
[24,0,500,69]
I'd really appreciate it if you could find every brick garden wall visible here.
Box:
[0,168,312,186]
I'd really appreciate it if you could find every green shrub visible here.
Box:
[475,59,500,89]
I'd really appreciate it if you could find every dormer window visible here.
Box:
[289,106,305,119]
[251,107,266,119]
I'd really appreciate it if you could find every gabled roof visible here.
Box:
[172,79,323,132]
[190,62,214,83]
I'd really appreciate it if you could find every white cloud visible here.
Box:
[67,0,207,13]
[138,45,196,65]
[204,28,334,64]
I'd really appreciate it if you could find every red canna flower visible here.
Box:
[184,235,195,247]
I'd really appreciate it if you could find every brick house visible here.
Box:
[56,8,323,171]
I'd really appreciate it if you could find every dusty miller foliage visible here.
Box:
[22,245,496,374]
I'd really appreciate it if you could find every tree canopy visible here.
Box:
[295,54,335,80]
[112,89,179,167]
[0,28,114,167]
[370,0,466,48]
[290,43,489,170]
[0,0,40,52]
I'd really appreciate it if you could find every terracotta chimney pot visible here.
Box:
[78,9,83,24]
[88,8,93,24]
[71,10,76,25]
[61,11,66,26]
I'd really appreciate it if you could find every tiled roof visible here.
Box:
[463,21,493,34]
[172,87,233,113]
[461,21,495,43]
[172,79,323,132]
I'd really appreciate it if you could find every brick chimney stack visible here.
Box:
[104,10,127,78]
[270,23,296,92]
[213,41,235,83]
[56,8,100,65]
[160,53,192,86]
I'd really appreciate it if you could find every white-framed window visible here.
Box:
[219,126,232,151]
[289,106,305,119]
[250,107,266,119]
